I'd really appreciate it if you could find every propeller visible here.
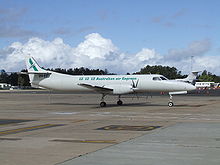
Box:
[131,79,139,100]
[131,79,139,88]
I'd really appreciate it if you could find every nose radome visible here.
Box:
[186,83,196,91]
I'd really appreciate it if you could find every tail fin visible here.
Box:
[176,71,200,83]
[25,55,46,73]
[184,71,200,83]
[25,55,50,87]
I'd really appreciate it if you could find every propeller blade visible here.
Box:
[131,80,135,88]
[131,79,139,88]
[136,79,139,88]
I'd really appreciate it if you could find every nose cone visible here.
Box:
[185,83,196,91]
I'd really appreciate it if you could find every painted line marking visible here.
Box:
[51,139,117,144]
[72,120,87,123]
[0,137,22,141]
[97,125,161,131]
[0,119,33,126]
[0,124,65,136]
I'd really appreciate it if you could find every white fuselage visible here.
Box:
[31,72,196,94]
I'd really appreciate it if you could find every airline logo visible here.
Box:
[29,58,38,71]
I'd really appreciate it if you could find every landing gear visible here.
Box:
[100,101,106,107]
[168,94,174,107]
[168,101,174,107]
[99,94,124,107]
[117,100,123,106]
[100,94,107,107]
[117,95,123,106]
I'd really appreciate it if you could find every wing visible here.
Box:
[78,83,113,93]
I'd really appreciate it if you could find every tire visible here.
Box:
[117,100,123,106]
[168,102,174,107]
[100,102,106,107]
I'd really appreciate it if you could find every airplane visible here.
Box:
[24,55,196,107]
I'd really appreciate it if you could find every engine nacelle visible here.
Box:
[108,85,133,94]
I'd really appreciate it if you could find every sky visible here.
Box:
[0,0,220,75]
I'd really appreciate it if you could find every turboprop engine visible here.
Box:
[109,85,134,94]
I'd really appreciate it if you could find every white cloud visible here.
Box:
[74,33,118,59]
[0,33,219,75]
[165,39,211,61]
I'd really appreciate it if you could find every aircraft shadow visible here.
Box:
[48,103,98,106]
[46,102,207,108]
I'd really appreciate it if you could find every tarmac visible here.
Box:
[0,90,220,165]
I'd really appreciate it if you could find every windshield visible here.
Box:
[153,76,168,81]
[160,76,168,80]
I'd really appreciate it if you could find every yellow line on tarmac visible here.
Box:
[0,124,54,135]
[72,120,87,123]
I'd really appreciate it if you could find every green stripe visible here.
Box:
[29,58,33,65]
[29,58,38,71]
[33,66,38,71]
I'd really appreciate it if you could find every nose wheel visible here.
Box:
[168,101,174,107]
[168,94,174,107]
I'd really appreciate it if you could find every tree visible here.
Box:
[49,67,113,75]
[0,72,9,83]
[17,69,30,87]
[134,65,184,79]
[198,70,220,82]
[9,73,18,86]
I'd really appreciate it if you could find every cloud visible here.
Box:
[0,7,38,38]
[151,16,164,23]
[0,33,219,75]
[98,10,109,21]
[172,8,187,19]
[0,26,38,38]
[165,39,211,61]
[0,7,27,24]
[53,26,96,36]
[151,8,187,28]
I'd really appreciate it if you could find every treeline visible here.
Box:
[134,65,220,82]
[199,70,220,82]
[1,66,220,87]
[47,67,113,75]
[134,65,185,79]
[0,67,113,87]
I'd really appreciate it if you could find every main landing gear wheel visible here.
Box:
[100,101,106,107]
[168,102,174,107]
[117,100,123,106]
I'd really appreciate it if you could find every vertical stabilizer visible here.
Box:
[184,71,200,83]
[25,55,46,73]
[176,71,200,83]
[25,55,49,87]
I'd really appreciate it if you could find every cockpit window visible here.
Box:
[153,77,161,81]
[160,76,168,80]
[153,76,168,81]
